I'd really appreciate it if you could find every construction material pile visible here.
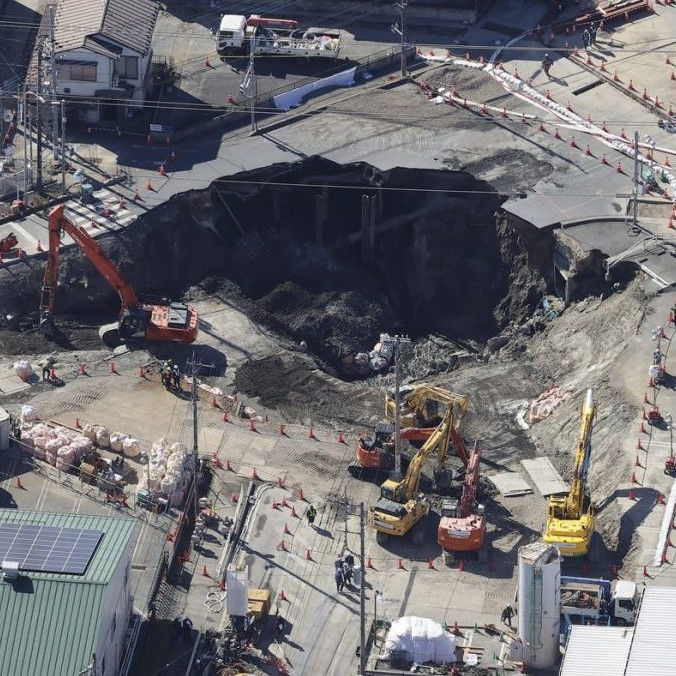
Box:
[528,385,568,424]
[13,360,33,380]
[138,439,193,507]
[383,616,457,665]
[21,423,93,469]
[82,424,141,458]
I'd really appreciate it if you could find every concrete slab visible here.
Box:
[521,457,569,496]
[488,471,533,497]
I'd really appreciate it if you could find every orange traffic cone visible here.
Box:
[205,55,212,68]
[211,395,219,408]
[14,476,24,490]
[337,431,345,444]
[279,589,288,601]
[226,459,233,471]
[78,363,87,375]
[282,496,290,508]
[170,150,176,162]
[308,427,316,440]
[277,476,284,488]
[279,541,287,552]
[279,423,286,436]
[250,419,256,432]
[158,164,167,177]
[284,523,291,535]
[397,559,405,570]
[252,467,259,480]
[306,549,312,561]
[271,499,279,510]
[146,178,153,191]
[367,557,375,569]
[427,558,436,570]
[628,487,636,500]
[37,240,43,252]
[291,506,298,518]
[458,559,465,572]
[202,565,210,577]
[219,579,225,591]
[75,417,82,429]
[299,488,306,501]
[222,411,229,422]
[231,493,238,503]
[109,361,117,374]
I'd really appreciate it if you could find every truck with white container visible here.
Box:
[560,576,639,626]
[217,14,341,59]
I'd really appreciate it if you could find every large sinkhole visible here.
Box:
[0,158,553,372]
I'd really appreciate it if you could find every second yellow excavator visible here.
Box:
[543,388,597,557]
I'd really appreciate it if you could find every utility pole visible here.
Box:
[393,0,409,77]
[393,335,410,478]
[36,45,43,191]
[359,502,366,675]
[632,130,639,229]
[60,99,66,194]
[49,5,58,160]
[243,34,257,134]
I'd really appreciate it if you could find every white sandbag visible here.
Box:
[83,424,97,441]
[31,446,45,460]
[122,437,141,458]
[168,442,187,456]
[110,432,127,453]
[34,436,49,451]
[96,427,110,448]
[152,438,168,455]
[13,360,33,380]
[21,436,35,449]
[384,616,456,664]
[169,489,185,507]
[45,451,57,466]
[69,437,92,458]
[160,472,179,495]
[45,439,62,454]
[56,458,71,472]
[20,405,38,423]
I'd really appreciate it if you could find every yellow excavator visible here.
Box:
[368,393,465,544]
[385,384,469,430]
[543,388,597,557]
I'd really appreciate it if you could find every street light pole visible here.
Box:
[392,1,409,78]
[60,99,66,194]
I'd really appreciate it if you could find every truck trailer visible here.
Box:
[560,576,639,627]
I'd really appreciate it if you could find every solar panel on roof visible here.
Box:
[0,523,104,575]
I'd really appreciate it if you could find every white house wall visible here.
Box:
[56,48,111,97]
[92,536,134,676]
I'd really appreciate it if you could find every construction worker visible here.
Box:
[161,361,172,390]
[335,566,345,593]
[276,612,285,638]
[582,28,591,50]
[542,53,553,78]
[306,504,317,527]
[38,356,54,380]
[589,22,598,46]
[172,363,181,390]
[343,559,353,586]
[501,605,515,627]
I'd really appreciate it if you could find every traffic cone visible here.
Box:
[279,541,287,551]
[586,54,593,65]
[663,551,669,564]
[252,467,259,480]
[631,471,638,484]
[222,411,229,422]
[213,456,223,469]
[170,150,176,162]
[459,559,465,572]
[308,427,316,440]
[585,145,591,156]
[90,218,100,228]
[620,128,628,140]
[629,79,635,91]
[601,154,609,165]
[427,558,436,569]
[367,557,375,569]
[37,240,43,252]
[635,455,642,467]
[226,459,233,471]
[501,107,508,118]
[567,101,573,112]
[231,493,238,502]
[602,120,608,133]
[118,198,126,210]
[306,549,312,561]
[279,589,288,601]
[205,55,212,68]
[272,499,279,510]
[146,178,153,191]
[658,493,666,505]
[546,89,552,100]
[49,367,56,380]
[514,68,520,80]
[291,506,297,518]
[481,103,488,114]
[219,579,225,591]
[277,476,284,488]
[279,423,286,436]
[133,188,141,201]
[284,523,291,535]
[637,439,644,451]
[78,363,87,375]
[554,128,561,140]
[614,70,620,82]
[645,392,651,404]
[521,113,527,124]
[539,122,546,132]
[600,61,607,72]
[666,157,672,168]
[202,565,210,577]
[166,531,175,541]
[75,417,82,429]
[629,487,636,500]
[109,361,117,374]
[281,497,289,508]
[299,488,306,501]
[640,422,647,434]
[397,559,405,570]
[337,431,345,444]
[14,476,24,490]
[453,621,461,636]
[249,419,256,432]
[617,162,624,174]
[158,164,167,177]
[570,137,578,149]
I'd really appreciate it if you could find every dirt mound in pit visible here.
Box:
[234,351,380,427]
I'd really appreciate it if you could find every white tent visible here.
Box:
[383,616,457,664]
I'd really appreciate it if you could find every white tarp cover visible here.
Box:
[273,67,356,110]
[384,616,457,664]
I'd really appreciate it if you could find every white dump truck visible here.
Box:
[217,14,341,59]
[560,576,639,627]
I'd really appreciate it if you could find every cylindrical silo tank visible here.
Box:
[516,541,561,669]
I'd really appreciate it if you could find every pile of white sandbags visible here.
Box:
[140,439,193,507]
[81,424,140,458]
[21,423,93,467]
[13,360,33,380]
[20,405,38,424]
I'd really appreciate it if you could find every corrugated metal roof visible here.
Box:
[0,511,135,676]
[0,510,135,584]
[625,586,676,676]
[559,626,633,676]
[54,0,158,56]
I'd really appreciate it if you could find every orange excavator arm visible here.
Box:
[40,205,139,329]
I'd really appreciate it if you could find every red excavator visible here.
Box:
[39,205,198,344]
[437,443,486,564]
[354,423,435,471]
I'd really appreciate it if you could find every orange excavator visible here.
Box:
[39,205,198,344]
[437,443,486,564]
[353,423,435,471]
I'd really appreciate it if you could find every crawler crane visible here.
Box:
[39,205,198,344]
[543,388,597,557]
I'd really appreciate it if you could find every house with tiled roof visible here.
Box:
[52,0,159,122]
